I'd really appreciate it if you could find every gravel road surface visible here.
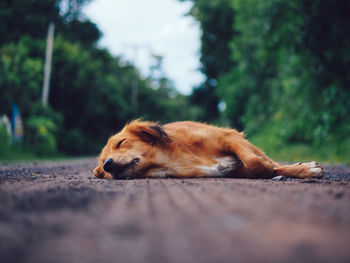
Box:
[0,158,349,263]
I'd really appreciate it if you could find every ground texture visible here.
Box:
[0,158,349,263]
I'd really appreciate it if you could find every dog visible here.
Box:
[94,120,323,179]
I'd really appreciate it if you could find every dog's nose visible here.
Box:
[103,158,114,173]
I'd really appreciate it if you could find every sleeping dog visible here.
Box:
[94,120,323,179]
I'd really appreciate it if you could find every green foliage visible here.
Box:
[184,0,350,162]
[48,37,128,153]
[62,20,101,45]
[0,0,197,158]
[250,126,350,165]
[0,38,44,118]
[0,125,11,157]
[0,0,59,45]
[22,103,62,156]
[182,0,235,121]
[189,0,234,78]
[25,116,58,155]
[2,0,348,163]
[0,0,95,45]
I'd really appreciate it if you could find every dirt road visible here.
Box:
[0,158,349,263]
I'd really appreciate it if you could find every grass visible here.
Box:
[0,145,67,163]
[250,133,350,165]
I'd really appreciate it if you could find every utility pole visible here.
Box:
[124,43,141,115]
[130,45,139,114]
[123,43,153,114]
[131,74,139,114]
[42,22,55,106]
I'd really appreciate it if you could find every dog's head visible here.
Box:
[94,120,171,179]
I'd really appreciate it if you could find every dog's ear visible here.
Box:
[132,124,171,145]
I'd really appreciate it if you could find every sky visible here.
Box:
[83,0,204,95]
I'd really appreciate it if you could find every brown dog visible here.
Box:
[94,120,323,179]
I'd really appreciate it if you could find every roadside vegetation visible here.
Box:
[0,0,199,161]
[0,0,349,164]
[182,0,350,164]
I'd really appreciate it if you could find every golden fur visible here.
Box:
[94,120,323,179]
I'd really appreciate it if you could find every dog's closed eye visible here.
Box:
[116,139,126,149]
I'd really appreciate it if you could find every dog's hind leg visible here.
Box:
[272,161,323,179]
[222,134,281,179]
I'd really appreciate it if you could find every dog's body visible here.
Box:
[94,120,323,179]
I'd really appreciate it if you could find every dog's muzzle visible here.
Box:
[103,158,140,178]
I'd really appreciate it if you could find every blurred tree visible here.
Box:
[0,38,44,119]
[60,19,101,45]
[216,0,277,130]
[0,0,98,46]
[141,54,197,123]
[0,0,59,45]
[181,0,235,121]
[181,0,350,144]
[59,0,92,22]
[235,0,349,142]
[0,0,197,156]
